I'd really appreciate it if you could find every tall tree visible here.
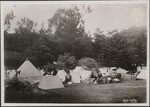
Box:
[14,17,34,34]
[93,28,108,66]
[4,10,15,32]
[47,6,92,59]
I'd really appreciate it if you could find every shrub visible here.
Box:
[43,63,58,75]
[78,57,100,71]
[5,77,31,94]
[5,77,37,103]
[57,53,77,72]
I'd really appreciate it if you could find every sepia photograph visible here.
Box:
[1,0,149,106]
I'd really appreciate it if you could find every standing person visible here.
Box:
[91,68,99,78]
[132,64,137,73]
[96,69,103,84]
[90,68,100,84]
[131,64,137,80]
[64,68,71,84]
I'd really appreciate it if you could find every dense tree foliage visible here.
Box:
[47,6,93,59]
[4,7,147,71]
[57,53,77,72]
[43,63,58,75]
[78,57,99,71]
[4,11,15,32]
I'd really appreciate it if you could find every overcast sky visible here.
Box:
[2,1,147,36]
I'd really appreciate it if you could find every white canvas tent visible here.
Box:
[17,59,42,82]
[38,75,64,90]
[70,71,81,83]
[57,70,67,82]
[99,67,110,76]
[70,66,93,83]
[70,66,82,83]
[80,69,92,83]
[72,66,83,73]
[117,68,133,81]
[99,67,117,76]
[136,66,147,79]
[38,69,45,75]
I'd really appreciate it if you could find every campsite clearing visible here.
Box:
[5,80,146,103]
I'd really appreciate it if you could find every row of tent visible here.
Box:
[5,59,147,90]
[17,60,95,83]
[17,60,99,89]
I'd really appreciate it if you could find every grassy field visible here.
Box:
[5,79,146,103]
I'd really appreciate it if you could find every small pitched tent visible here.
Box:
[17,59,42,82]
[70,66,82,83]
[136,66,147,79]
[80,69,92,82]
[38,75,64,90]
[116,68,134,81]
[103,67,117,76]
[70,71,81,83]
[99,67,110,76]
[70,66,94,83]
[38,69,45,75]
[57,70,67,82]
[73,66,82,73]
